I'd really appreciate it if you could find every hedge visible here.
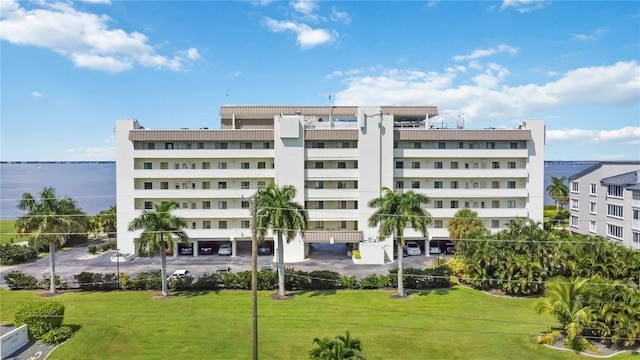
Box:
[0,244,38,265]
[14,301,65,340]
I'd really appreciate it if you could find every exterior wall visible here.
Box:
[524,120,545,223]
[116,119,139,255]
[569,163,640,249]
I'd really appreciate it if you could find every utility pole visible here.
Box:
[251,197,259,360]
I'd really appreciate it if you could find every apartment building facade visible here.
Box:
[568,162,640,250]
[116,105,545,263]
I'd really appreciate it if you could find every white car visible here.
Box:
[405,242,422,256]
[167,269,190,281]
[218,244,232,256]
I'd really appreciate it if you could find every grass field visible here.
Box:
[0,220,17,244]
[1,287,633,360]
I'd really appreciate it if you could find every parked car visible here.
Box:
[216,266,231,274]
[218,244,232,256]
[258,245,271,255]
[405,241,422,256]
[200,247,213,255]
[429,245,441,255]
[179,247,193,256]
[167,269,191,281]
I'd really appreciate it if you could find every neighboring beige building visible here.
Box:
[568,162,640,250]
[116,105,546,263]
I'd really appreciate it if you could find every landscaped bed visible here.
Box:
[1,287,635,359]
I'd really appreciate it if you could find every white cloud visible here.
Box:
[63,146,115,160]
[251,0,273,5]
[0,0,199,72]
[290,0,318,19]
[428,1,438,8]
[78,0,112,4]
[264,18,336,48]
[330,7,351,24]
[226,70,242,78]
[571,28,608,41]
[331,60,640,120]
[547,127,640,144]
[500,0,548,13]
[103,134,115,143]
[31,91,44,97]
[453,44,519,61]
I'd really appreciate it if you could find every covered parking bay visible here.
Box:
[303,231,363,259]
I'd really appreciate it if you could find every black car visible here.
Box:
[258,245,271,255]
[179,247,193,255]
[200,247,213,255]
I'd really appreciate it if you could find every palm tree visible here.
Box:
[447,208,485,246]
[547,176,569,213]
[309,331,365,360]
[127,201,189,297]
[368,187,431,298]
[16,187,87,294]
[254,183,308,298]
[534,276,598,352]
[335,330,365,359]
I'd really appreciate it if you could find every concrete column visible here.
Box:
[193,240,199,257]
[231,237,236,257]
[173,242,178,258]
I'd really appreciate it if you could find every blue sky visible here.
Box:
[1,0,639,161]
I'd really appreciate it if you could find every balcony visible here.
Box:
[395,168,528,179]
[305,168,358,180]
[394,148,529,158]
[307,209,359,221]
[134,149,274,159]
[173,208,250,219]
[427,208,529,218]
[305,148,358,160]
[133,169,275,179]
[305,188,359,200]
[184,228,251,239]
[132,188,257,199]
[633,219,640,230]
[410,188,529,198]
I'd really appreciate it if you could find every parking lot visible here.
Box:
[0,243,449,288]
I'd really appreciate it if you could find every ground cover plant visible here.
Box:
[1,287,635,359]
[0,219,17,244]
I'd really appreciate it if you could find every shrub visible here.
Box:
[169,276,194,291]
[307,270,340,290]
[129,271,162,290]
[339,275,359,289]
[14,301,65,340]
[4,271,38,290]
[109,242,118,250]
[284,268,307,291]
[118,272,130,290]
[352,250,361,259]
[192,273,223,290]
[257,270,277,290]
[359,274,381,289]
[39,275,68,290]
[41,325,73,344]
[87,245,97,254]
[0,244,39,265]
[388,266,452,290]
[447,257,466,278]
[99,243,111,252]
[377,274,390,288]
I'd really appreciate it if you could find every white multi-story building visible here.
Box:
[568,162,640,250]
[116,105,545,263]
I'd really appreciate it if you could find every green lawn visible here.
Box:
[0,220,17,244]
[1,287,633,359]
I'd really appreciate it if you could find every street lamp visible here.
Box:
[116,249,120,290]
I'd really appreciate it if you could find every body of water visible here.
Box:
[0,161,595,219]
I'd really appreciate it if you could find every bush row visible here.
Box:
[5,267,452,292]
[87,242,117,254]
[4,271,67,290]
[0,244,38,265]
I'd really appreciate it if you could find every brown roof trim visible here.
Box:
[129,130,274,141]
[381,106,438,117]
[303,230,363,243]
[394,129,531,141]
[305,129,359,140]
[220,105,438,117]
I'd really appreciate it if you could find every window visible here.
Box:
[160,162,168,169]
[159,182,168,190]
[241,142,253,149]
[492,181,500,189]
[395,161,404,169]
[570,216,579,228]
[241,220,250,229]
[315,181,324,189]
[219,221,227,229]
[241,181,250,189]
[218,201,227,209]
[570,199,579,210]
[507,181,516,189]
[607,224,623,239]
[257,181,266,189]
[144,201,153,209]
[492,162,500,169]
[218,162,227,169]
[312,142,325,148]
[393,142,398,149]
[143,182,153,189]
[215,142,228,149]
[411,162,420,169]
[241,162,250,169]
[492,201,500,208]
[507,200,516,208]
[607,185,623,198]
[396,181,404,189]
[143,162,153,169]
[203,201,211,209]
[411,142,422,149]
[182,202,189,209]
[263,142,271,149]
[434,220,443,228]
[486,142,495,149]
[191,163,196,170]
[316,201,324,209]
[201,162,210,170]
[337,181,347,189]
[451,181,458,189]
[571,181,579,193]
[437,142,446,149]
[633,232,640,250]
[202,181,210,189]
[218,182,227,189]
[451,201,459,209]
[434,201,443,209]
[143,142,155,150]
[315,162,324,169]
[589,221,596,233]
[315,221,324,229]
[339,221,347,229]
[434,181,443,189]
[450,162,458,169]
[336,142,350,148]
[191,222,197,230]
[241,201,250,209]
[412,181,420,189]
[590,202,597,214]
[197,142,204,149]
[203,221,211,229]
[492,220,500,229]
[338,162,346,169]
[434,162,443,169]
[508,162,516,169]
[458,142,464,149]
[339,201,347,209]
[607,204,623,218]
[175,163,180,169]
[590,183,597,196]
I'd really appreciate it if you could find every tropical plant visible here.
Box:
[547,176,569,213]
[367,187,431,297]
[89,206,117,238]
[127,201,189,297]
[254,183,308,297]
[16,187,87,293]
[534,276,598,353]
[447,208,485,246]
[309,330,365,359]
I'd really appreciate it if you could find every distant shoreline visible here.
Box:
[1,161,115,164]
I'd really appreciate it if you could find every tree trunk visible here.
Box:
[49,242,56,294]
[160,236,168,297]
[277,233,285,297]
[397,241,404,297]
